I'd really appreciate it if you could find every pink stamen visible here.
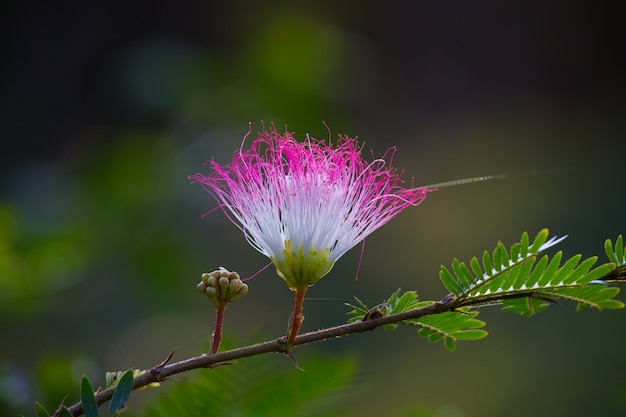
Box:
[189,126,433,282]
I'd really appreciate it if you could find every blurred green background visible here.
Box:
[2,1,626,416]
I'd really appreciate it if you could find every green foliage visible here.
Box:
[345,230,624,351]
[30,231,626,415]
[80,376,98,417]
[605,235,625,266]
[49,371,140,417]
[109,370,134,415]
[346,288,421,330]
[410,308,487,352]
[499,297,550,317]
[34,402,72,417]
[439,229,624,315]
[106,369,160,389]
[34,402,51,417]
[604,235,626,283]
[344,295,381,321]
[346,290,487,351]
[439,229,562,297]
[58,406,73,417]
[143,354,357,417]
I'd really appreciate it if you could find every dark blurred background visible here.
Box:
[2,1,626,416]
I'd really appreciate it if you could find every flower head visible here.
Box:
[198,267,249,308]
[189,128,430,290]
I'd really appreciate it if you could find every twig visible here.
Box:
[58,264,625,417]
[60,292,459,417]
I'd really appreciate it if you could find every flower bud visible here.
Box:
[218,276,230,293]
[198,267,248,308]
[229,283,248,302]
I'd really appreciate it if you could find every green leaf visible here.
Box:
[453,329,489,341]
[81,376,99,417]
[492,244,502,271]
[442,230,573,300]
[498,242,510,266]
[529,229,550,253]
[501,297,550,317]
[469,256,483,282]
[520,231,530,257]
[441,230,623,317]
[500,262,522,291]
[390,290,419,314]
[407,309,487,350]
[526,255,548,288]
[551,254,582,284]
[58,406,73,417]
[513,256,535,290]
[543,285,624,311]
[444,337,456,352]
[109,369,134,414]
[427,332,443,343]
[575,262,616,284]
[536,251,563,287]
[439,266,462,296]
[459,262,476,289]
[561,256,596,285]
[604,235,626,266]
[615,235,626,266]
[510,242,522,263]
[347,296,369,311]
[34,402,51,417]
[452,259,472,291]
[605,238,617,263]
[345,296,371,323]
[482,250,493,276]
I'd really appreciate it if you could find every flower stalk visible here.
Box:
[286,287,307,351]
[211,305,226,355]
[197,267,248,354]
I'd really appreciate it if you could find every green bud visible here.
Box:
[229,283,248,302]
[198,267,248,308]
[225,279,240,297]
[218,276,230,294]
[204,286,217,298]
[206,275,217,287]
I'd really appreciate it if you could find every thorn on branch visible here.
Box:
[276,335,304,371]
[284,350,304,371]
[156,348,177,369]
[150,348,177,380]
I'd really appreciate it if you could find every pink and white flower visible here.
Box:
[189,128,431,291]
